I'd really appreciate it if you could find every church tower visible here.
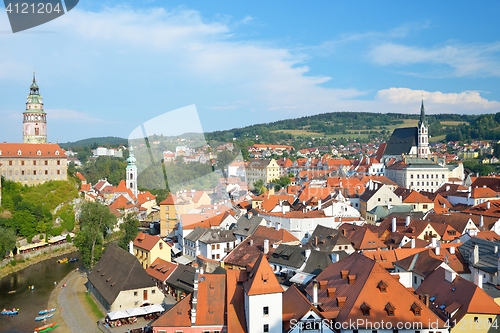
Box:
[417,99,430,158]
[23,73,47,144]
[126,146,138,197]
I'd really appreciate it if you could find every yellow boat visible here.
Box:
[57,258,68,264]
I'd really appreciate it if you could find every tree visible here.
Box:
[118,214,139,251]
[74,202,117,269]
[253,180,266,195]
[0,227,16,258]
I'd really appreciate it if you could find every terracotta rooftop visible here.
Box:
[133,233,163,251]
[243,253,284,296]
[146,258,178,282]
[416,267,500,323]
[305,252,445,327]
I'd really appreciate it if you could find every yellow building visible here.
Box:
[132,233,171,269]
[158,190,211,237]
[246,158,280,189]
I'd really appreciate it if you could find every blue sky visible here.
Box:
[1,1,500,143]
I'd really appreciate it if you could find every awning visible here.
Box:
[107,304,165,320]
[143,304,164,314]
[174,255,195,265]
[18,242,48,251]
[107,310,128,320]
[289,272,315,285]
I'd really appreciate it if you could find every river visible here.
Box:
[0,253,80,333]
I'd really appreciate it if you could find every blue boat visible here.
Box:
[38,308,56,315]
[35,313,54,321]
[69,257,79,262]
[1,309,19,315]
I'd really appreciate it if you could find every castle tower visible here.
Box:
[417,99,430,158]
[126,146,138,197]
[23,73,47,144]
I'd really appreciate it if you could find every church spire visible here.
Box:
[419,99,426,127]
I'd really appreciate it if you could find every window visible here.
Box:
[263,324,269,333]
[474,317,479,322]
[45,170,48,175]
[134,291,138,296]
[152,289,155,294]
[212,244,216,250]
[216,244,220,249]
[33,170,36,175]
[423,204,428,209]
[45,160,48,165]
[263,306,269,315]
[33,160,36,165]
[21,161,24,165]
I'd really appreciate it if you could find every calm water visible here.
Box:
[0,253,80,333]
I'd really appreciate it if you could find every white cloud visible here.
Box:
[370,42,500,77]
[376,88,500,111]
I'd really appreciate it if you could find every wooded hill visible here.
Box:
[60,111,500,150]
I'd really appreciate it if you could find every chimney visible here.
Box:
[318,199,322,210]
[249,239,254,246]
[431,237,437,248]
[480,215,484,228]
[330,253,339,263]
[424,294,430,307]
[391,217,397,233]
[450,246,455,254]
[129,240,134,255]
[275,222,281,231]
[474,272,483,289]
[495,246,498,254]
[473,244,479,264]
[445,269,457,283]
[314,236,318,247]
[191,266,199,324]
[410,238,416,249]
[405,216,411,227]
[247,211,253,219]
[305,248,311,259]
[446,185,450,191]
[435,246,440,256]
[487,201,491,210]
[263,239,269,254]
[266,221,272,228]
[312,280,318,306]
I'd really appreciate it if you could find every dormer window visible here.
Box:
[360,302,371,316]
[55,150,60,155]
[385,302,396,316]
[17,149,22,155]
[378,280,388,293]
[411,302,422,316]
[37,150,41,156]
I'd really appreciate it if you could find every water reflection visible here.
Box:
[0,253,79,333]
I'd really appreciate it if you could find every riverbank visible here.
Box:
[0,244,78,278]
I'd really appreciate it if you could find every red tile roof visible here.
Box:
[133,233,162,251]
[146,258,178,282]
[306,253,445,328]
[0,143,66,157]
[243,253,283,296]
